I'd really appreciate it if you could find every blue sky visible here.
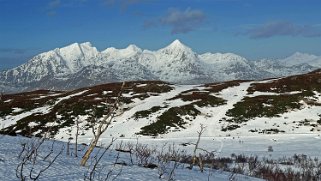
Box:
[1,0,321,70]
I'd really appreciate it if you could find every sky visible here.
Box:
[1,0,321,70]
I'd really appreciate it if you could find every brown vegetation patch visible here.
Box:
[168,91,226,107]
[138,104,201,136]
[0,81,173,137]
[248,69,321,94]
[204,80,249,93]
[225,93,308,123]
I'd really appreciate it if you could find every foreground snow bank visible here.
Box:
[0,135,263,181]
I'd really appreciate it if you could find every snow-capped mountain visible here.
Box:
[253,58,316,77]
[0,42,99,84]
[278,52,319,66]
[252,52,321,77]
[101,44,142,60]
[139,40,209,83]
[0,40,320,93]
[199,52,272,81]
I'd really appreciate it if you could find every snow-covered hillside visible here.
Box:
[1,40,321,93]
[1,70,320,142]
[1,70,321,181]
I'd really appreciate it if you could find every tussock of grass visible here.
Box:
[260,128,285,134]
[221,124,240,132]
[318,116,321,125]
[205,80,248,93]
[133,106,167,119]
[169,91,226,107]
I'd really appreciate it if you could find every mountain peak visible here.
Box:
[58,43,82,57]
[56,42,95,52]
[126,44,142,52]
[80,42,93,48]
[60,42,80,50]
[101,44,142,59]
[290,52,307,57]
[293,51,304,55]
[279,52,318,67]
[155,39,198,65]
[160,39,194,55]
[167,39,186,49]
[286,52,317,60]
[171,39,183,45]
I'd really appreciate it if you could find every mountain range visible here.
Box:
[0,40,320,93]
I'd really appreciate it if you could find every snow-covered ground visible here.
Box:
[0,82,321,180]
[2,79,321,163]
[0,135,264,181]
[53,81,320,162]
[2,105,52,128]
[102,133,321,159]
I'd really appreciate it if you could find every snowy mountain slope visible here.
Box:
[199,52,247,64]
[139,40,210,83]
[101,44,142,61]
[308,56,321,67]
[1,40,321,93]
[0,42,99,89]
[278,52,319,66]
[199,52,272,81]
[253,58,316,77]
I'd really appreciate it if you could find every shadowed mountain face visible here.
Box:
[0,40,320,93]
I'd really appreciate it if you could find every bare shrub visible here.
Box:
[157,143,183,181]
[16,137,63,181]
[84,138,119,181]
[188,124,206,171]
[134,143,157,167]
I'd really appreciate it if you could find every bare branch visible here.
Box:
[188,124,206,170]
[30,146,63,180]
[88,138,116,180]
[16,138,63,181]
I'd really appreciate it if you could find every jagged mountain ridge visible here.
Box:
[0,40,320,93]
